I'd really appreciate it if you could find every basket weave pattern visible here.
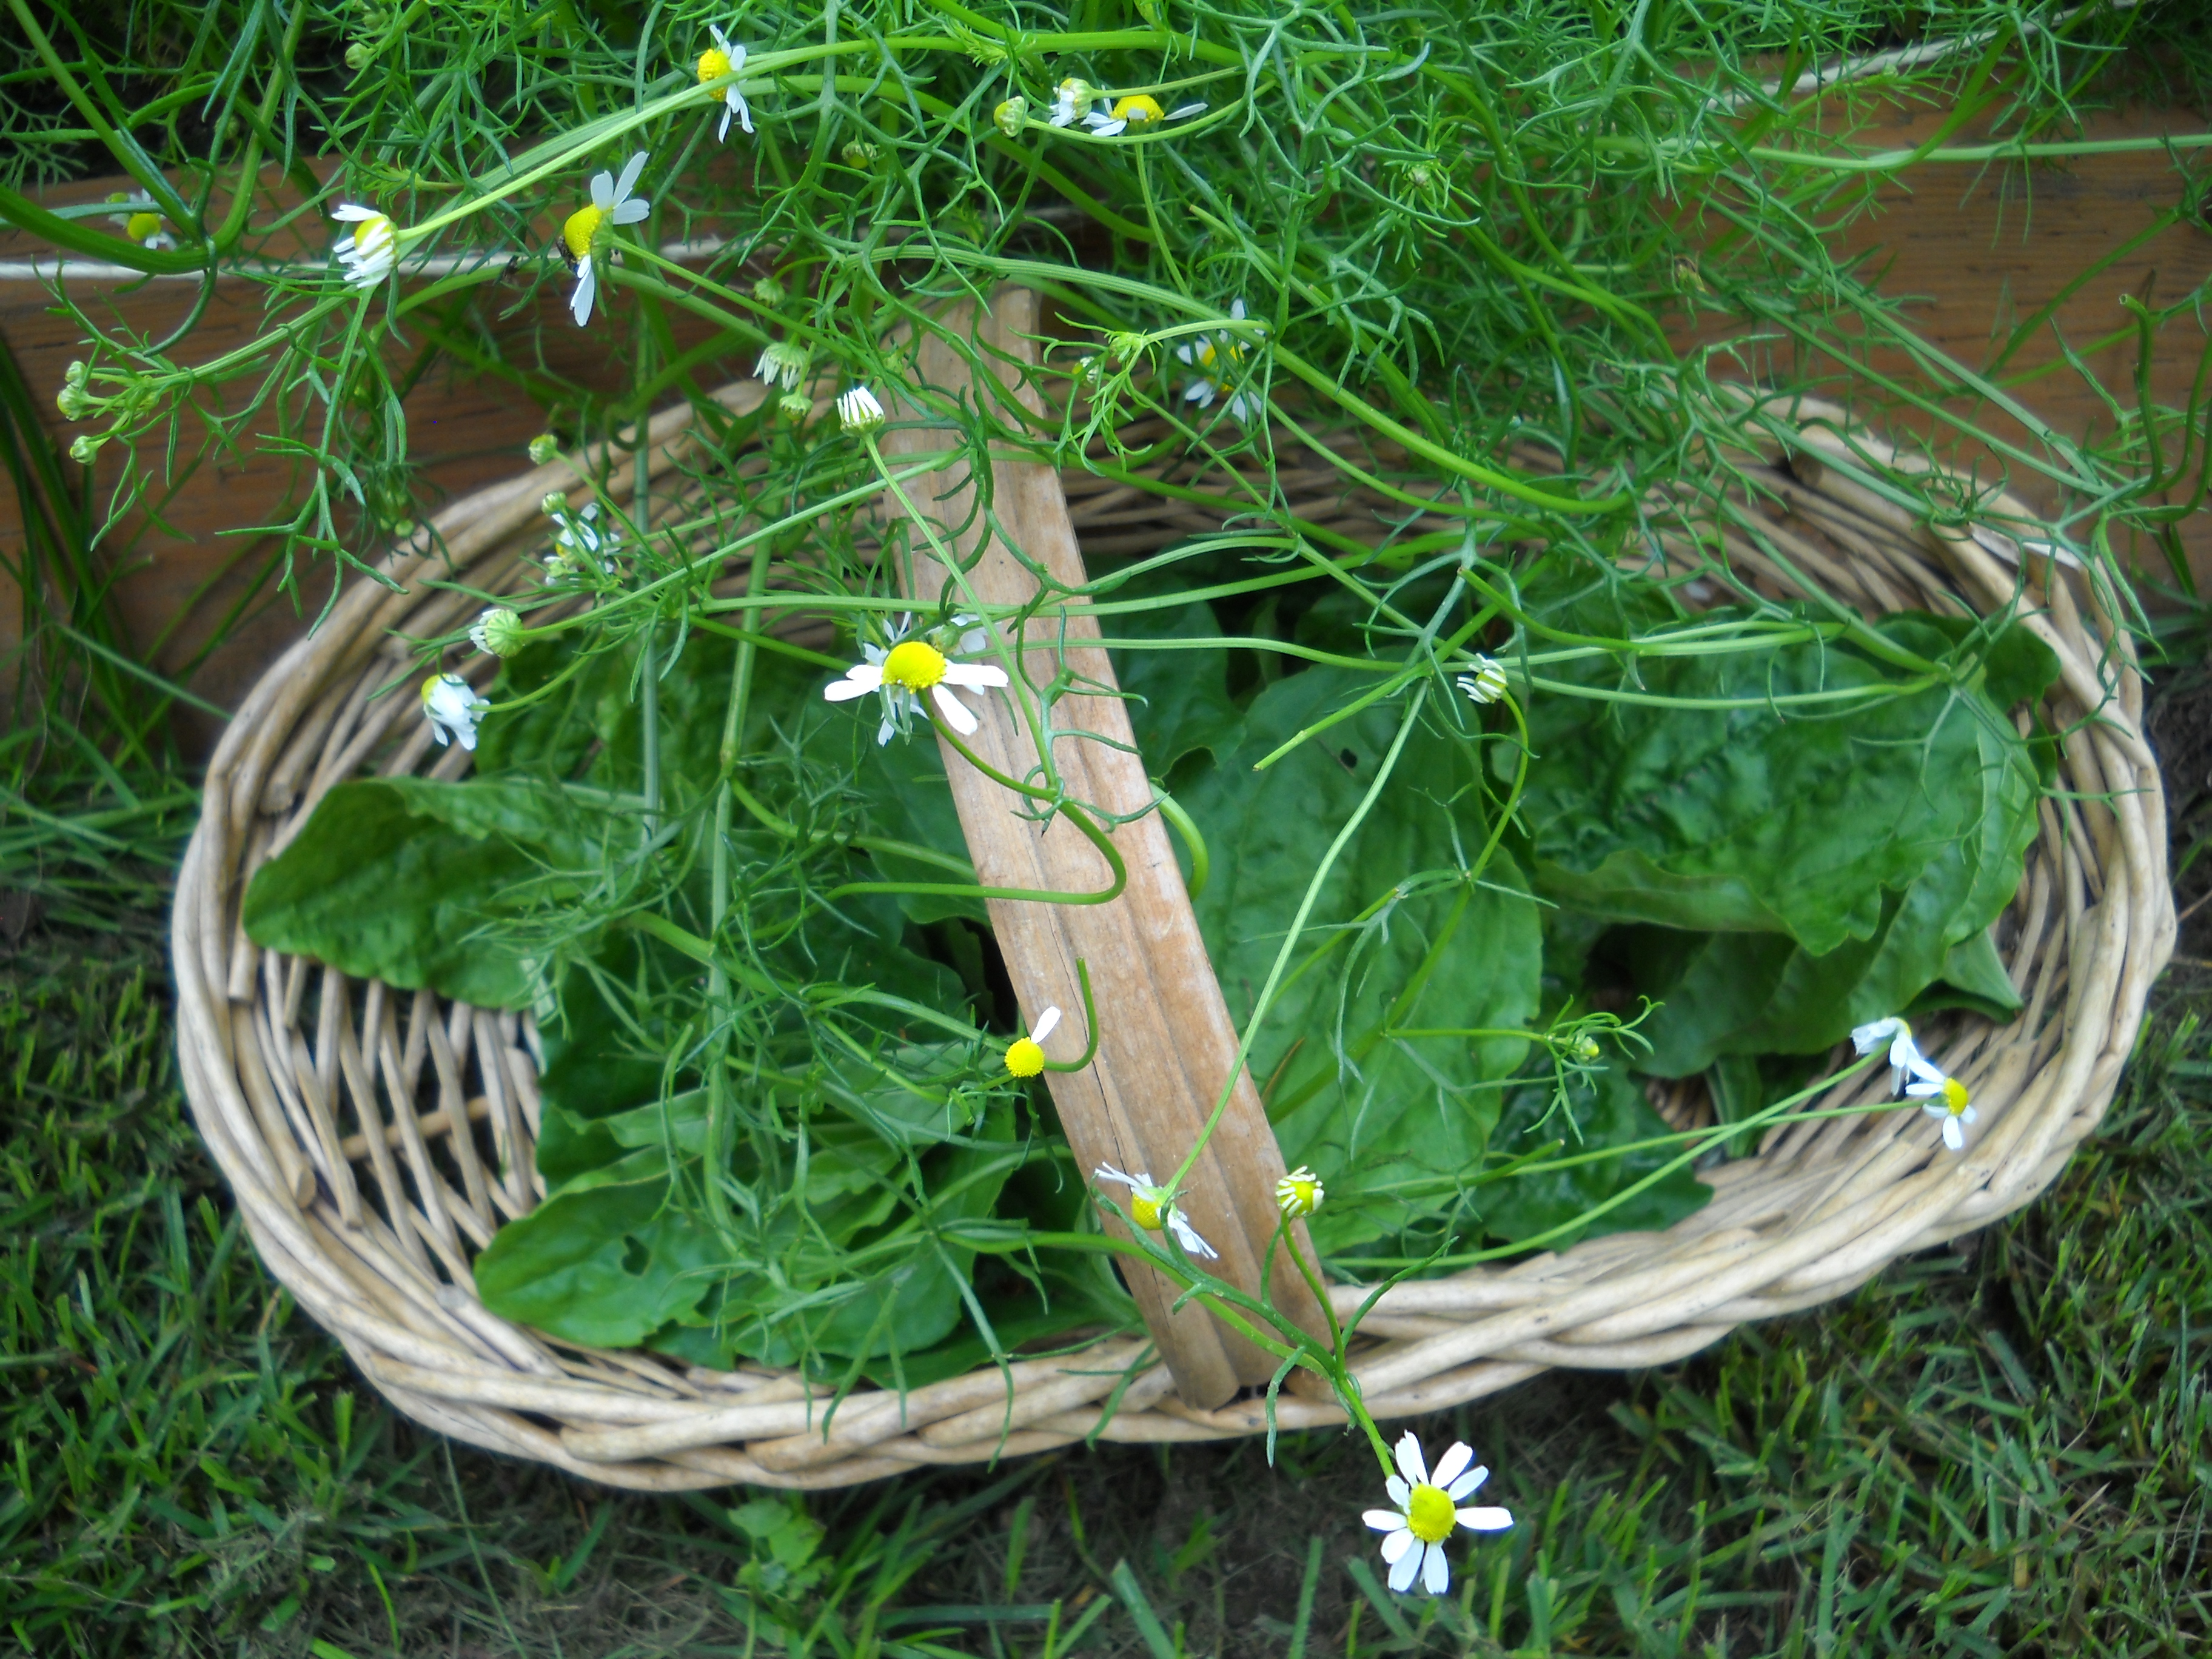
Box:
[172,390,2174,1490]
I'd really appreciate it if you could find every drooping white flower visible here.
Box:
[1047,78,1098,127]
[469,608,525,659]
[1852,1016,1932,1097]
[1907,1066,1977,1153]
[332,203,397,287]
[1275,1165,1323,1218]
[106,193,174,251]
[546,501,621,578]
[561,152,652,328]
[837,385,886,432]
[1362,1433,1513,1596]
[1082,93,1205,136]
[756,340,809,392]
[1176,298,1264,424]
[1457,655,1509,705]
[822,615,1008,743]
[1004,1006,1061,1078]
[1093,1165,1218,1261]
[697,25,753,141]
[420,672,490,750]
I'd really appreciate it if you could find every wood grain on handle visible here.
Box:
[877,292,1330,1409]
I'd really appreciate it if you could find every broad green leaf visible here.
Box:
[1521,614,2048,956]
[1476,1062,1711,1248]
[241,777,604,1009]
[1178,668,1542,1254]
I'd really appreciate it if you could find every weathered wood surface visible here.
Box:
[879,292,1332,1409]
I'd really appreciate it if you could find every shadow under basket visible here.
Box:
[172,384,2174,1492]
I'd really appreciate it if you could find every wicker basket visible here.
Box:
[172,366,2174,1491]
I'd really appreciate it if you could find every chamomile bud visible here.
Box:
[994,96,1029,139]
[470,607,526,659]
[528,434,560,465]
[778,392,813,422]
[838,386,886,433]
[1275,1166,1324,1218]
[69,434,103,464]
[841,139,879,167]
[1457,655,1509,705]
[345,40,374,72]
[753,274,786,306]
[541,492,569,518]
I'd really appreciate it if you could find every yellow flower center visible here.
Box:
[126,211,163,243]
[1129,1191,1165,1231]
[563,203,607,262]
[419,674,444,708]
[699,46,733,84]
[1005,1036,1045,1077]
[1406,1483,1456,1544]
[1113,95,1166,128]
[880,639,948,692]
[1279,1175,1319,1215]
[1941,1077,1970,1115]
[352,213,391,252]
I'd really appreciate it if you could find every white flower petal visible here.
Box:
[570,257,597,327]
[824,665,885,701]
[931,683,979,735]
[1375,1525,1415,1561]
[940,661,1009,689]
[1387,1544,1419,1594]
[1446,1463,1489,1502]
[612,199,650,225]
[1458,1505,1513,1532]
[589,170,615,210]
[1420,1540,1450,1595]
[1393,1432,1427,1487]
[1385,1475,1410,1508]
[876,714,896,746]
[1905,1080,1942,1099]
[1167,1212,1218,1260]
[1943,1115,1965,1151]
[1031,1006,1061,1043]
[1094,1165,1147,1191]
[1431,1443,1474,1490]
[1184,380,1216,407]
[1229,298,1246,321]
[614,150,649,204]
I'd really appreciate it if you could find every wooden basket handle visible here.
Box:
[878,290,1330,1409]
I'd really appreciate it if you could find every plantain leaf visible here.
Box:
[1176,667,1543,1254]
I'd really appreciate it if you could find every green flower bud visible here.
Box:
[528,434,560,466]
[993,97,1028,140]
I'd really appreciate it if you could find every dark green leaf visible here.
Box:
[1476,1063,1710,1247]
[241,777,605,1009]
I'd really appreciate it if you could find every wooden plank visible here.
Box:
[878,290,1332,1409]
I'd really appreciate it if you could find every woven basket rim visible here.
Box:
[170,375,2175,1490]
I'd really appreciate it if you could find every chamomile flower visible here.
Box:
[1457,655,1509,705]
[1852,1015,1931,1097]
[1177,299,1264,424]
[546,501,620,578]
[837,385,886,432]
[107,193,175,250]
[421,673,490,750]
[1363,1433,1513,1596]
[1276,1165,1323,1218]
[1093,1165,1218,1260]
[561,152,652,328]
[823,615,1009,744]
[1908,1065,1977,1152]
[755,340,809,392]
[331,204,397,287]
[1047,78,1098,127]
[696,25,753,141]
[469,608,525,659]
[1082,93,1205,136]
[1004,1007,1061,1078]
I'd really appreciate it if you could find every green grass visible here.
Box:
[4,899,2209,1656]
